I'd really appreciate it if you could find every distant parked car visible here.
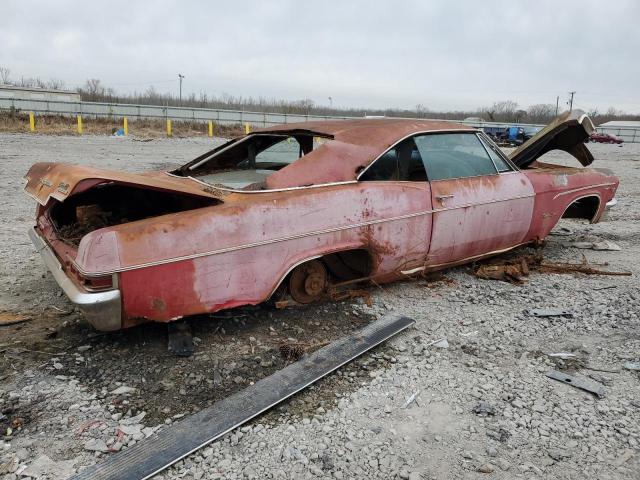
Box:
[589,132,623,144]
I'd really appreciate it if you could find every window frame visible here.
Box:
[476,132,519,174]
[357,130,520,184]
[357,136,428,183]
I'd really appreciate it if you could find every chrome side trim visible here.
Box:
[73,192,535,276]
[552,183,616,200]
[29,227,122,331]
[178,173,358,194]
[425,241,531,270]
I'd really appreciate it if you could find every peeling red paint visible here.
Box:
[24,117,619,330]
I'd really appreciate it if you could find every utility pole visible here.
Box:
[555,96,559,116]
[568,91,576,112]
[178,74,185,106]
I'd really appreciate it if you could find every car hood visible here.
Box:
[508,111,595,168]
[24,162,227,206]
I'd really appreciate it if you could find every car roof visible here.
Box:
[254,119,474,189]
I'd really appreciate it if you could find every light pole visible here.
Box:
[328,96,333,109]
[178,74,185,106]
[568,91,576,112]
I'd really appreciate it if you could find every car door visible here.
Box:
[357,137,433,276]
[415,132,535,265]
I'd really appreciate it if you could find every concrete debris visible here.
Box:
[430,338,449,349]
[22,454,76,478]
[110,385,137,395]
[566,240,622,251]
[623,362,640,371]
[472,402,497,416]
[477,463,495,473]
[83,438,110,452]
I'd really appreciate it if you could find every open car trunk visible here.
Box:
[25,162,222,247]
[48,183,218,246]
[508,111,595,168]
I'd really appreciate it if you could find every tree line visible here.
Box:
[1,67,637,125]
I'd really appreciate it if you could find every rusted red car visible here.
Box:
[25,112,618,331]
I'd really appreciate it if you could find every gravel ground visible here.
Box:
[0,133,638,479]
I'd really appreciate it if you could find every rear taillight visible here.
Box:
[82,275,114,291]
[69,264,114,291]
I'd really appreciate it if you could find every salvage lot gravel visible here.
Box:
[0,133,639,479]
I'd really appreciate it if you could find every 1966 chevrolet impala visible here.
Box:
[25,111,618,331]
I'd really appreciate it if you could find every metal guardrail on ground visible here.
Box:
[1,97,638,142]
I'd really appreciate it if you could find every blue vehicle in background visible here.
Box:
[483,125,542,146]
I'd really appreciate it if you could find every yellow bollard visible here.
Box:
[29,112,35,132]
[167,119,172,137]
[244,123,250,135]
[123,117,128,136]
[77,115,83,134]
[208,120,213,137]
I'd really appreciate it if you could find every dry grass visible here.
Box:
[0,112,244,138]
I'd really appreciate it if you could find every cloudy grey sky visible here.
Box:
[1,0,639,113]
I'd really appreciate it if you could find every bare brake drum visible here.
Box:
[289,260,328,303]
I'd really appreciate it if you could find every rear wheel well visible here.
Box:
[320,249,373,281]
[561,195,601,222]
[269,249,373,303]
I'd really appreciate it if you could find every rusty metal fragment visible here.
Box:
[546,370,606,398]
[473,252,631,283]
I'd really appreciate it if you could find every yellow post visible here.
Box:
[208,120,213,137]
[123,117,128,136]
[29,112,35,132]
[77,115,83,134]
[166,119,172,137]
[244,123,250,134]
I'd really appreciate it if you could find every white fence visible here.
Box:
[1,97,638,142]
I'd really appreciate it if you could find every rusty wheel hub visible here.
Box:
[289,260,328,304]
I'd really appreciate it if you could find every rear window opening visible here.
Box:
[49,183,219,246]
[172,133,331,190]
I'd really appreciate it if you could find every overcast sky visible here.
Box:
[1,0,639,113]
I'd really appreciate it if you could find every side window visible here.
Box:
[360,138,427,181]
[479,135,513,172]
[414,133,498,181]
[255,138,301,165]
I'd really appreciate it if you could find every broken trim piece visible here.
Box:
[68,314,415,480]
[546,370,606,398]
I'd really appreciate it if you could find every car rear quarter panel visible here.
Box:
[523,166,618,241]
[88,182,431,325]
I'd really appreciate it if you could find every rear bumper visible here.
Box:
[29,227,122,331]
[606,197,617,208]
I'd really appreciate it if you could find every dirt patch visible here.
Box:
[0,300,376,427]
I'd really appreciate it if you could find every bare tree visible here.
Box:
[0,67,10,84]
[415,104,429,118]
[527,104,556,123]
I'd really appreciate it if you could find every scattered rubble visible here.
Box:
[0,136,638,480]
